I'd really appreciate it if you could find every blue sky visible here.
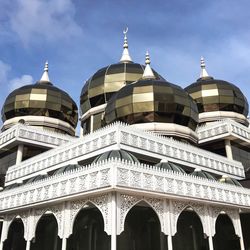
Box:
[0,0,250,131]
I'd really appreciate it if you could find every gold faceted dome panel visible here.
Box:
[80,62,163,114]
[2,81,78,128]
[185,78,249,117]
[105,79,199,131]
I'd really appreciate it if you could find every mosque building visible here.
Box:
[0,29,250,250]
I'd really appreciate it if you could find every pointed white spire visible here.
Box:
[200,56,209,78]
[142,51,156,79]
[40,61,50,82]
[120,27,133,63]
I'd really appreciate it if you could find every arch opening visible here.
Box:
[67,204,110,250]
[31,213,61,250]
[213,214,240,250]
[173,209,209,250]
[3,218,26,250]
[118,202,167,250]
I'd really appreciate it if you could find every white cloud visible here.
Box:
[9,0,83,45]
[9,75,33,91]
[0,60,11,85]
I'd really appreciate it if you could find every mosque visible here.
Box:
[0,29,250,250]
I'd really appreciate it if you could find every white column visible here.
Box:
[80,126,84,138]
[208,236,214,250]
[26,240,31,250]
[240,237,245,250]
[90,115,94,133]
[61,237,67,250]
[225,139,233,160]
[16,144,24,164]
[111,192,116,250]
[166,200,173,250]
[167,235,173,250]
[61,201,69,250]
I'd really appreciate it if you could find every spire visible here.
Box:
[40,61,50,82]
[142,51,156,79]
[200,56,209,78]
[120,27,133,63]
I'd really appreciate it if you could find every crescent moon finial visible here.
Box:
[123,27,128,35]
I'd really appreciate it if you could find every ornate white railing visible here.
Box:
[5,123,245,184]
[197,119,250,143]
[0,124,75,149]
[0,159,249,212]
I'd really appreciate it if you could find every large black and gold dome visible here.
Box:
[80,30,163,116]
[81,63,147,114]
[2,63,78,134]
[185,58,249,125]
[105,53,199,142]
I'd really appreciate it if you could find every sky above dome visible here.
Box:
[0,0,250,132]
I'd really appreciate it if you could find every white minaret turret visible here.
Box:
[200,57,209,78]
[40,61,50,82]
[120,28,133,63]
[142,51,156,79]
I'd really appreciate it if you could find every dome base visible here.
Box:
[199,111,249,126]
[2,116,76,135]
[130,122,198,144]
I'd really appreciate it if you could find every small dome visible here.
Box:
[53,164,80,175]
[1,62,78,133]
[93,149,139,164]
[190,168,216,180]
[219,175,242,187]
[25,173,49,184]
[155,161,186,174]
[185,58,249,124]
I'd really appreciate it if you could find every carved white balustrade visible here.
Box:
[5,123,245,185]
[0,159,250,213]
[0,124,75,150]
[197,119,250,143]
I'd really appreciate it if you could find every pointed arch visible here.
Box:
[3,217,26,250]
[118,201,165,250]
[172,203,208,237]
[69,200,107,236]
[31,212,62,250]
[172,208,209,250]
[33,209,61,239]
[2,214,28,243]
[210,208,240,237]
[119,195,164,235]
[67,202,110,250]
[213,213,240,250]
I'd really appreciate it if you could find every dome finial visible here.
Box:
[40,61,50,82]
[200,56,209,78]
[120,27,133,63]
[142,51,156,79]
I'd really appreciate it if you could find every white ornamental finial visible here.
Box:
[200,56,209,78]
[120,27,133,63]
[123,27,128,48]
[40,61,50,82]
[142,51,156,79]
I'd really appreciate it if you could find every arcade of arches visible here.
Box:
[1,203,250,250]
